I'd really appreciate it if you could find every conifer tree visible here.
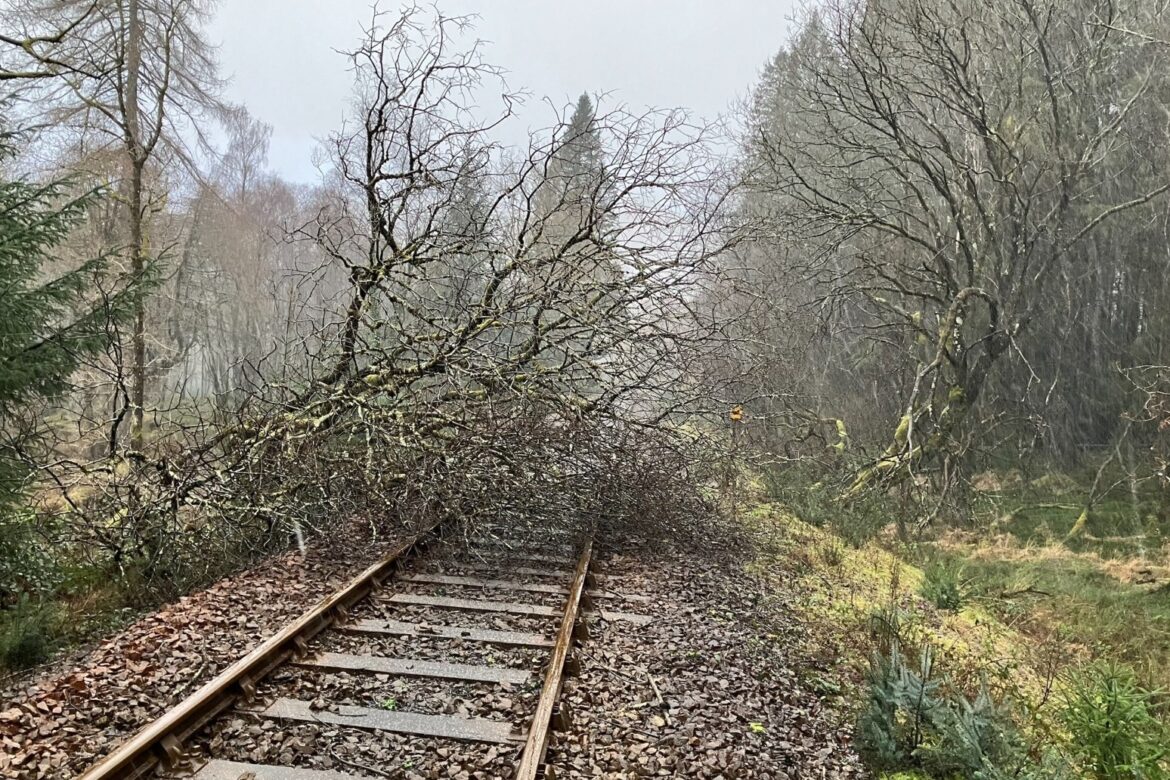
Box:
[554,93,604,198]
[539,93,615,288]
[0,131,140,514]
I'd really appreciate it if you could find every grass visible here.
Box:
[0,558,140,675]
[0,495,276,676]
[0,598,57,669]
[941,471,1170,693]
[969,470,1168,558]
[740,497,1048,707]
[930,534,1170,692]
[743,464,1170,777]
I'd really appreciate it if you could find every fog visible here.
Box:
[208,0,798,181]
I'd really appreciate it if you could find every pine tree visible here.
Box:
[554,93,604,197]
[0,131,140,514]
[442,147,493,304]
[535,93,604,238]
[539,93,616,286]
[528,93,619,391]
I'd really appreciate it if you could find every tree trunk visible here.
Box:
[126,0,146,450]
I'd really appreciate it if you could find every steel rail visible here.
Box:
[78,522,441,780]
[514,535,593,780]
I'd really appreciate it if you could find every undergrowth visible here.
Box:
[919,562,965,611]
[744,466,1170,780]
[762,463,892,547]
[856,637,1034,779]
[0,504,286,676]
[0,596,58,670]
[1061,662,1168,779]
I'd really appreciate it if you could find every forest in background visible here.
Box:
[2,1,1169,778]
[727,1,1170,776]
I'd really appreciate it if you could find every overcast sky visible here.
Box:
[208,1,797,183]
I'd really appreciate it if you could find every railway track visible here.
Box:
[77,523,653,780]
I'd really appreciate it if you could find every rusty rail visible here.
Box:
[79,523,440,780]
[514,536,593,780]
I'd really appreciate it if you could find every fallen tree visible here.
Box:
[24,7,745,593]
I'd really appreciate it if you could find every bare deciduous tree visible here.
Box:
[3,0,226,451]
[21,7,743,588]
[735,0,1170,508]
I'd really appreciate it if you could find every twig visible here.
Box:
[329,744,390,777]
[646,670,671,726]
[628,726,675,743]
[594,661,641,685]
[999,586,1052,598]
[170,637,209,698]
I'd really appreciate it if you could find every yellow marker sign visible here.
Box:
[729,405,743,422]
